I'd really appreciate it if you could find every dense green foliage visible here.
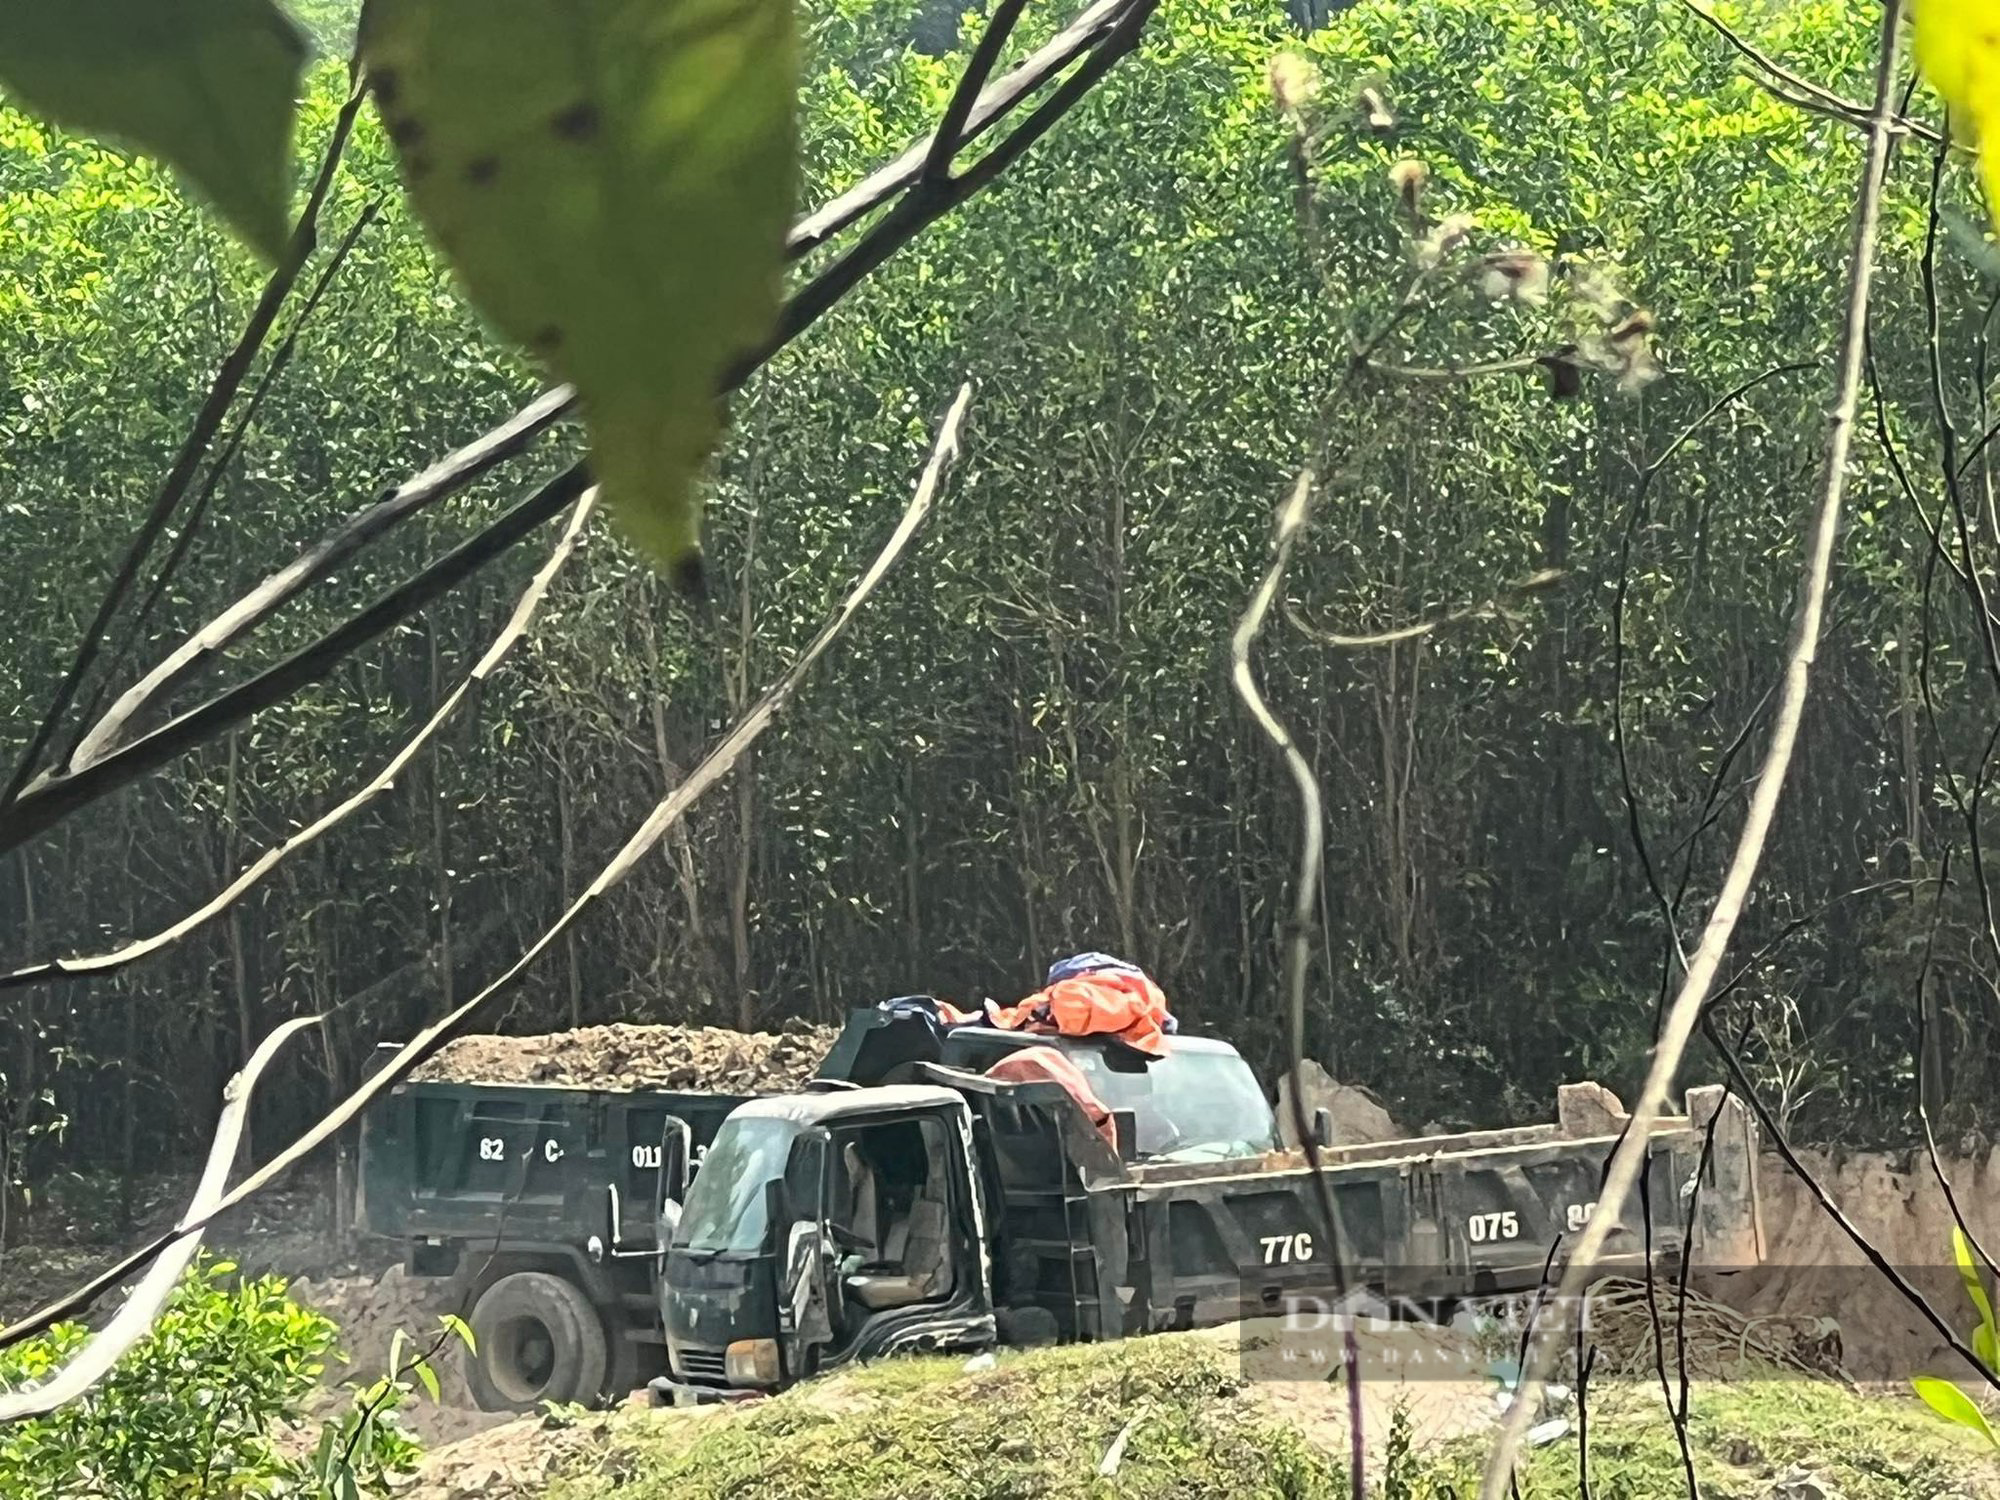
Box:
[0,1258,423,1496]
[1,0,1997,1214]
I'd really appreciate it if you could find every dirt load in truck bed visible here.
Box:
[410,1020,840,1094]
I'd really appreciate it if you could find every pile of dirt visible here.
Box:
[409,1401,672,1499]
[1710,1145,2000,1384]
[411,1019,839,1094]
[288,1267,506,1448]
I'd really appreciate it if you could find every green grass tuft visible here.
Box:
[1390,1379,2000,1499]
[548,1337,1342,1500]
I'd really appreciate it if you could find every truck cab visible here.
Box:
[656,1015,1308,1398]
[905,1022,1280,1163]
[659,1084,1004,1391]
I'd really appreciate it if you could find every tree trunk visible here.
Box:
[731,754,756,1030]
[223,732,255,1164]
[647,690,709,957]
[1899,593,1922,868]
[429,625,455,1016]
[727,460,763,1031]
[558,763,583,1028]
[903,758,924,971]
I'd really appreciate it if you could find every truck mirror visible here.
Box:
[1313,1108,1336,1150]
[657,1116,692,1217]
[1111,1109,1139,1162]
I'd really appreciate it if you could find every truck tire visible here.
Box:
[466,1272,609,1412]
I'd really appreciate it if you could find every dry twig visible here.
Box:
[1229,472,1363,1500]
[1477,4,1909,1490]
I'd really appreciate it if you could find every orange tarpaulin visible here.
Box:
[983,1045,1117,1148]
[984,968,1175,1056]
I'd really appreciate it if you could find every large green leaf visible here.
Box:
[1913,1376,2000,1450]
[0,0,309,261]
[358,0,798,591]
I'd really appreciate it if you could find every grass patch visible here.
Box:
[1391,1379,2000,1499]
[547,1337,1342,1499]
[528,1337,2000,1500]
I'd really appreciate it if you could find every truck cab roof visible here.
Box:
[729,1084,967,1127]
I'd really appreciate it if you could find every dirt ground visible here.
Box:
[411,1018,839,1093]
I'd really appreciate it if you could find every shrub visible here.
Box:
[0,1254,430,1498]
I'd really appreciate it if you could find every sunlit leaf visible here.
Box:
[439,1312,476,1357]
[1914,1376,2000,1449]
[357,0,798,590]
[1953,1227,1997,1352]
[0,0,308,260]
[1912,0,2000,226]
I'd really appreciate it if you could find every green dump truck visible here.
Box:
[356,1012,1764,1411]
[355,1060,754,1407]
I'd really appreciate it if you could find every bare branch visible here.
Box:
[1229,472,1363,1500]
[1285,568,1563,648]
[0,384,971,1351]
[1478,4,1908,1491]
[1,70,372,808]
[922,0,1030,182]
[1364,353,1545,382]
[64,387,577,774]
[75,197,388,756]
[0,469,591,857]
[0,1015,320,1419]
[792,0,1143,253]
[0,492,599,993]
[64,0,1154,778]
[1676,0,1944,147]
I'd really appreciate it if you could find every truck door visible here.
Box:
[775,1128,838,1377]
[778,1104,994,1377]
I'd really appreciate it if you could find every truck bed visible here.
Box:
[358,1076,752,1255]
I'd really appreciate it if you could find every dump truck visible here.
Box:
[357,1011,1763,1410]
[355,1060,757,1408]
[648,1009,1764,1400]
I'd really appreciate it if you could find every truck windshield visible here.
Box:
[1065,1045,1278,1160]
[671,1116,799,1254]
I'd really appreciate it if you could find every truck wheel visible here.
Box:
[466,1272,609,1412]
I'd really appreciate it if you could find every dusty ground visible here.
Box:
[0,1166,389,1326]
[411,1019,838,1093]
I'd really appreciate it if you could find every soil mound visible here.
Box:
[410,1019,838,1094]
